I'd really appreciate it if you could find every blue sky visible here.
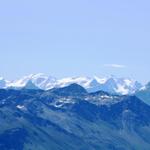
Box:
[0,0,150,83]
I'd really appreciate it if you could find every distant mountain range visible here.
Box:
[0,84,150,150]
[0,73,144,95]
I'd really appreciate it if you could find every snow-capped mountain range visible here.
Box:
[0,73,144,95]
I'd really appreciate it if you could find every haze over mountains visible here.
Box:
[0,73,145,95]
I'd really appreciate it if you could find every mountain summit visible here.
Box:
[50,83,87,96]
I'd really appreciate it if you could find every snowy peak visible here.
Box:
[101,77,118,94]
[86,79,102,93]
[8,73,56,90]
[27,73,56,89]
[99,76,142,95]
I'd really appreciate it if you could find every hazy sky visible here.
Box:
[0,0,150,83]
